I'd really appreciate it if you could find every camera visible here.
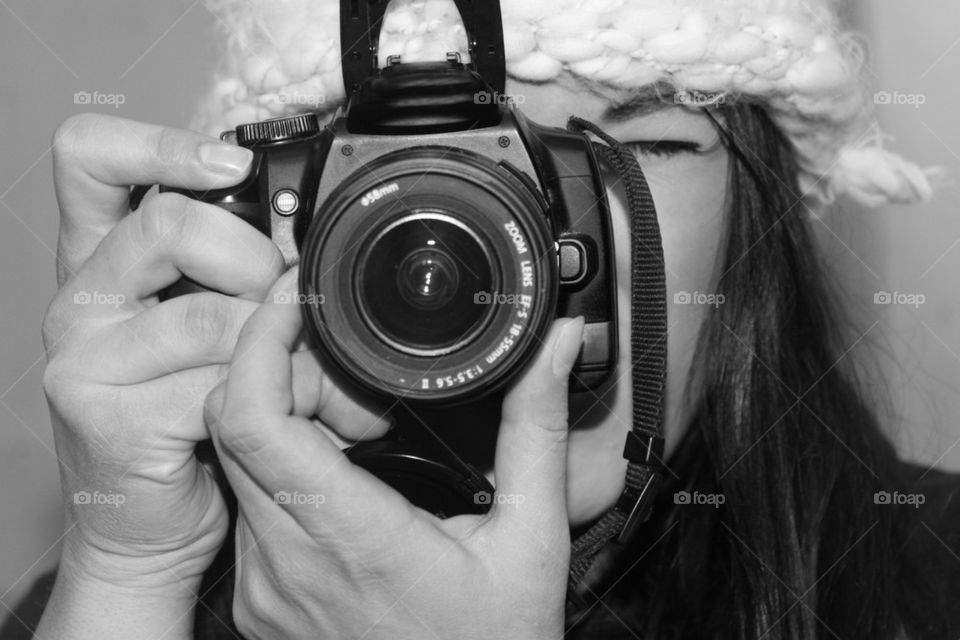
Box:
[176,6,618,407]
[166,0,623,519]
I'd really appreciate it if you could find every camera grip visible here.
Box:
[157,157,271,237]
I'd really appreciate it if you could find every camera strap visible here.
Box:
[564,117,668,616]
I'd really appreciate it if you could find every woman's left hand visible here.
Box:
[204,268,584,640]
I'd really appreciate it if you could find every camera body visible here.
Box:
[180,57,617,405]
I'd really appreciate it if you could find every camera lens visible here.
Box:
[358,213,495,356]
[299,147,557,403]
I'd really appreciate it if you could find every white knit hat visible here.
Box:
[194,0,937,208]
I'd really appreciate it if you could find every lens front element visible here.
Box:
[359,213,495,356]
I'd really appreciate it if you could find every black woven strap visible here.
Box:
[564,117,668,614]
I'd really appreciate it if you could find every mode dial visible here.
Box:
[236,114,320,147]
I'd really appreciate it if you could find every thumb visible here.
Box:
[493,317,584,531]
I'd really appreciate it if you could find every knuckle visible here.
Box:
[51,113,102,166]
[234,570,280,637]
[41,361,68,404]
[138,194,185,242]
[151,127,195,175]
[503,408,571,453]
[314,372,338,414]
[504,394,570,435]
[232,606,258,639]
[41,294,70,350]
[137,193,203,247]
[532,412,571,444]
[202,384,227,428]
[41,360,91,425]
[42,287,97,353]
[257,240,286,280]
[216,409,268,458]
[535,405,570,433]
[179,293,239,350]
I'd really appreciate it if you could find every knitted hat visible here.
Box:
[194,0,937,208]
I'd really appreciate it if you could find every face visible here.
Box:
[297,78,730,524]
[503,80,730,525]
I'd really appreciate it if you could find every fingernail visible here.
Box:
[552,317,585,379]
[199,143,254,176]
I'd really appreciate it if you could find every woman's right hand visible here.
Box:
[36,114,393,639]
[36,113,278,639]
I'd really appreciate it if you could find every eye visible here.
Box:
[624,140,702,158]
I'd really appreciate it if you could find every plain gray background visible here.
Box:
[1,0,959,617]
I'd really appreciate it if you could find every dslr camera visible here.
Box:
[175,0,618,513]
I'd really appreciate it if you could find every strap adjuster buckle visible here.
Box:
[622,431,664,466]
[615,432,665,544]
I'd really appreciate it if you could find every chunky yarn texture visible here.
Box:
[194,0,935,208]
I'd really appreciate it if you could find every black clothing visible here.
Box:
[3,461,958,639]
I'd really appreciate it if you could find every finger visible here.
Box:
[52,114,254,283]
[208,271,407,529]
[290,349,394,440]
[70,192,283,307]
[203,381,294,531]
[220,268,391,437]
[219,269,359,440]
[493,317,584,530]
[75,293,259,383]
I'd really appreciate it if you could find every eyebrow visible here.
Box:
[604,83,679,121]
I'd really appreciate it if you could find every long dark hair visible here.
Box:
[568,102,950,639]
